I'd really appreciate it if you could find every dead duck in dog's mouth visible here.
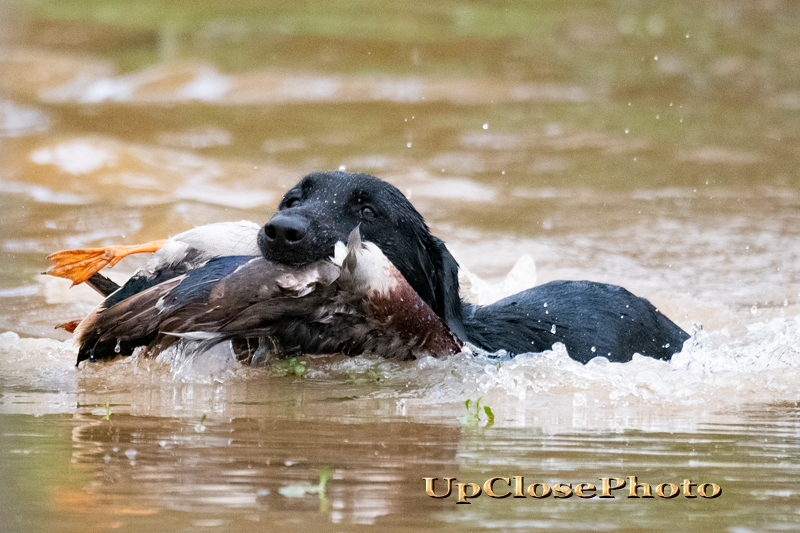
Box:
[46,171,690,366]
[68,226,461,364]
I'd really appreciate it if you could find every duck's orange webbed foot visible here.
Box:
[45,240,168,286]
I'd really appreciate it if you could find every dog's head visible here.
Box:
[257,171,465,339]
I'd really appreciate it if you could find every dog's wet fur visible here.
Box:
[76,171,689,364]
[258,171,688,363]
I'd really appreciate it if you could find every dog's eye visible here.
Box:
[284,197,301,209]
[359,206,376,220]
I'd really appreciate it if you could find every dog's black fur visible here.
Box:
[258,171,466,342]
[257,171,689,363]
[76,171,689,364]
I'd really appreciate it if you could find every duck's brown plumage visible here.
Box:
[74,228,462,365]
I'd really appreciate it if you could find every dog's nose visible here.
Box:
[261,215,308,247]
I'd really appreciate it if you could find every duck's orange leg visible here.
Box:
[45,240,168,286]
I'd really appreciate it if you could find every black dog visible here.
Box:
[257,171,688,363]
[64,171,689,364]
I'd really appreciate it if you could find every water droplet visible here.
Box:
[591,346,596,353]
[551,324,557,334]
[482,123,489,130]
[543,302,548,307]
[114,339,121,353]
[750,305,758,314]
[406,142,412,148]
[654,55,658,60]
[625,128,629,134]
[338,164,346,171]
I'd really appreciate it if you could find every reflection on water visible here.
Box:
[2,0,800,531]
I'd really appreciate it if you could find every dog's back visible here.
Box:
[463,280,689,363]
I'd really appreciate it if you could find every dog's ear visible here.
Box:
[431,237,467,342]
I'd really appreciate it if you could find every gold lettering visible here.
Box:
[484,477,511,498]
[553,483,573,498]
[656,483,679,498]
[456,482,482,504]
[627,476,653,498]
[424,477,455,498]
[512,476,526,498]
[526,483,552,498]
[425,475,716,501]
[575,483,596,498]
[698,483,722,498]
[599,477,626,498]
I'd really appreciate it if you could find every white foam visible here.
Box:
[0,332,79,415]
[459,254,537,305]
[290,313,800,431]
[153,340,241,382]
[396,316,800,412]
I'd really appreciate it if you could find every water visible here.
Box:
[2,1,800,531]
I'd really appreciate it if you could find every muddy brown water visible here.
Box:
[1,1,800,531]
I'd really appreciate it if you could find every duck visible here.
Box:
[46,223,461,365]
